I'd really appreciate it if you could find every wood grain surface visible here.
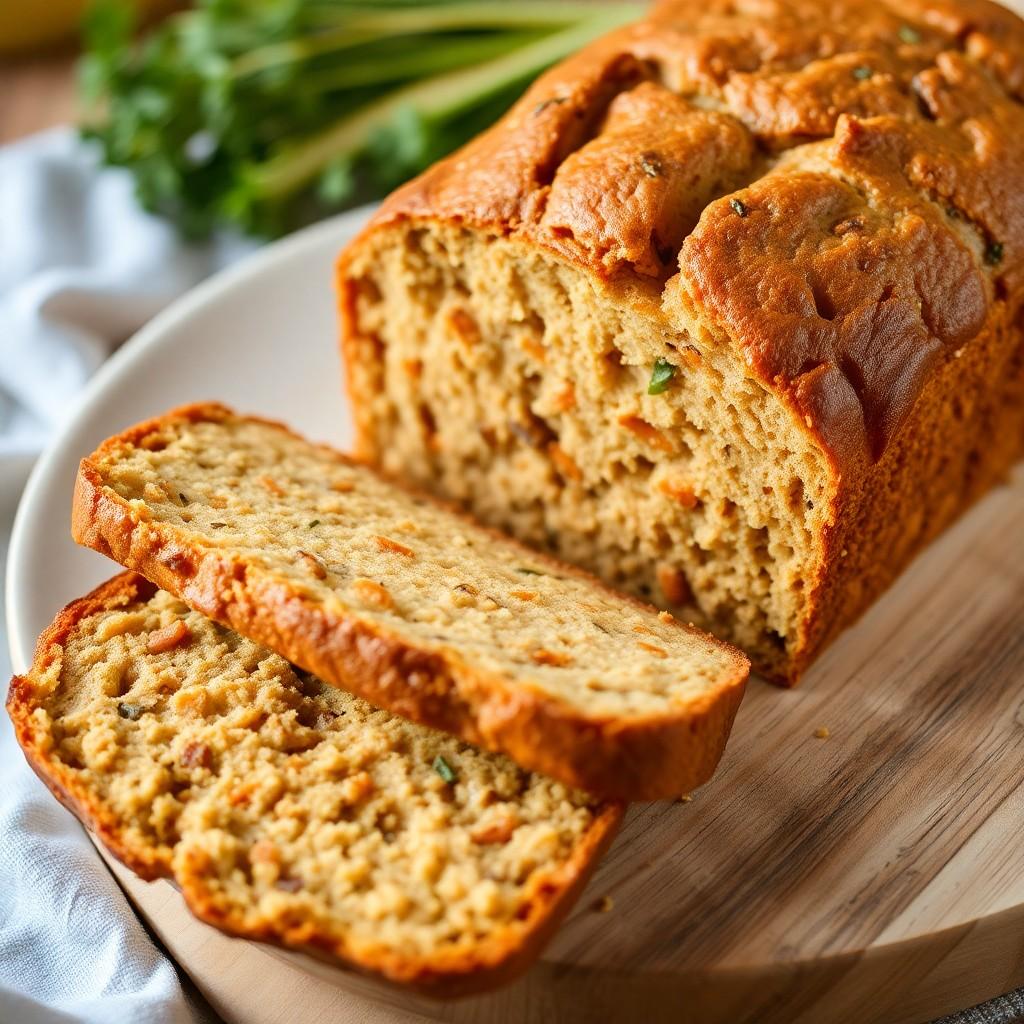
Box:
[100,464,1024,1024]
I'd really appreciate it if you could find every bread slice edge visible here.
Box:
[71,402,750,800]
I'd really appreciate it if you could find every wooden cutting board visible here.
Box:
[100,465,1024,1024]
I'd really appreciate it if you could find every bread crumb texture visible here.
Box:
[345,223,827,682]
[95,413,742,717]
[13,586,610,979]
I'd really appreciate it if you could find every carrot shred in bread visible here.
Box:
[146,618,191,654]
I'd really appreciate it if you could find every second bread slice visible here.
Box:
[73,403,748,800]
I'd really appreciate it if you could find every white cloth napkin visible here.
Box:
[0,127,255,501]
[0,499,210,1024]
[0,127,256,1024]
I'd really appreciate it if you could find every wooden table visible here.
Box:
[0,49,77,143]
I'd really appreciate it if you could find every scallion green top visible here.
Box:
[78,0,643,238]
[648,358,676,396]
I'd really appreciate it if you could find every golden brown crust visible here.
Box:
[71,403,749,800]
[7,574,171,882]
[337,0,1024,683]
[6,572,624,997]
[785,308,1024,683]
[352,0,1024,471]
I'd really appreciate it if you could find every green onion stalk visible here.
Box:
[80,0,644,238]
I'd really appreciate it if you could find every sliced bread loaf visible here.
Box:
[337,0,1024,684]
[7,574,621,994]
[71,403,747,801]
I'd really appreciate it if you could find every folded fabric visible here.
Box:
[0,127,255,499]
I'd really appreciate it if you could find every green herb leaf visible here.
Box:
[729,197,748,217]
[433,755,457,784]
[852,65,873,81]
[648,358,676,395]
[985,241,1004,266]
[117,702,143,721]
[77,0,645,239]
[308,519,321,528]
[516,567,544,576]
[317,156,356,206]
[898,25,922,44]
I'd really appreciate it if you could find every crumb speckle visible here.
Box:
[637,642,668,659]
[146,619,191,655]
[814,726,831,740]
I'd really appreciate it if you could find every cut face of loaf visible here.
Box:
[72,404,748,801]
[7,575,620,994]
[338,0,1024,682]
[343,225,831,683]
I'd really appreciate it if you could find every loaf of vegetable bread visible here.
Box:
[7,574,620,994]
[337,0,1024,683]
[71,403,748,801]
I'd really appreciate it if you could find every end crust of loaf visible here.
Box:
[7,573,622,996]
[70,403,749,801]
[337,0,1024,684]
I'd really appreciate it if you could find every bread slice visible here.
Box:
[336,0,1024,684]
[7,574,621,995]
[71,403,748,801]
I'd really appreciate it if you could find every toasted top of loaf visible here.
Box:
[7,575,620,994]
[349,0,1024,474]
[72,404,748,800]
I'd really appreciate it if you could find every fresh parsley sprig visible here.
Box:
[79,0,642,238]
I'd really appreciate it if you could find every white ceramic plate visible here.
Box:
[6,206,373,675]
